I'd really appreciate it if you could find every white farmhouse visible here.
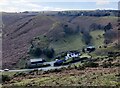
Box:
[65,52,81,60]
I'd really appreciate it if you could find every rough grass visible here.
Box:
[49,33,84,53]
[1,72,16,77]
[101,16,118,20]
[3,67,119,87]
[90,30,105,48]
[79,53,91,58]
[92,45,120,56]
[50,30,105,54]
[15,58,27,69]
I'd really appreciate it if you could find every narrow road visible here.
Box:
[1,61,68,72]
[1,57,88,72]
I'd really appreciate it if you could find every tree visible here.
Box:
[63,25,74,34]
[29,47,42,57]
[82,31,92,45]
[2,75,11,83]
[63,24,80,35]
[104,23,113,32]
[82,48,85,53]
[104,30,116,44]
[43,48,55,58]
[89,23,104,31]
[34,48,42,57]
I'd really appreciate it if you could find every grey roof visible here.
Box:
[87,46,95,48]
[30,58,43,62]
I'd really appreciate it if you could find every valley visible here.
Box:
[1,10,120,87]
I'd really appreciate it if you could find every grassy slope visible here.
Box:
[3,68,119,87]
[10,74,117,86]
[49,30,105,54]
[49,33,84,53]
[90,30,105,48]
[47,16,111,54]
[2,16,120,87]
[45,16,117,54]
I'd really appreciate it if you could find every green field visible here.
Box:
[90,30,105,48]
[49,33,84,53]
[49,30,105,54]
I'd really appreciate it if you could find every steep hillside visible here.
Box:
[2,12,118,69]
[2,13,56,68]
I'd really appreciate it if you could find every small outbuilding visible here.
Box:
[26,58,45,68]
[86,46,95,52]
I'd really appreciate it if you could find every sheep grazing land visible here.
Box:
[1,10,120,87]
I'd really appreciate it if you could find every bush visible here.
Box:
[104,30,116,44]
[82,31,92,45]
[101,61,112,68]
[104,22,113,32]
[113,60,120,67]
[2,75,11,82]
[67,65,74,70]
[13,72,27,77]
[113,62,120,67]
[43,48,55,58]
[48,69,62,73]
[29,47,42,57]
[29,46,55,58]
[89,23,104,31]
[77,65,85,70]
[83,62,99,67]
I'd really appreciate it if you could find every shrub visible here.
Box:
[104,22,113,32]
[2,75,11,82]
[29,47,42,57]
[82,31,92,45]
[77,65,85,70]
[67,65,74,70]
[48,69,62,73]
[13,72,27,77]
[43,48,55,58]
[63,25,75,34]
[101,61,112,68]
[34,48,42,57]
[113,60,120,67]
[104,30,116,44]
[83,62,99,67]
[113,62,120,67]
[89,23,104,31]
[60,67,67,71]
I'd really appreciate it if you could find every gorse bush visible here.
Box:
[83,62,99,67]
[2,75,11,82]
[101,61,112,68]
[13,72,27,77]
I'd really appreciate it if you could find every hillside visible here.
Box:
[2,11,119,69]
[2,67,119,87]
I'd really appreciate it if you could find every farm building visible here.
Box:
[65,51,81,60]
[26,58,45,68]
[86,46,95,52]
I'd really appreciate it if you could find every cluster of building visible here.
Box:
[65,51,81,60]
[26,46,96,68]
